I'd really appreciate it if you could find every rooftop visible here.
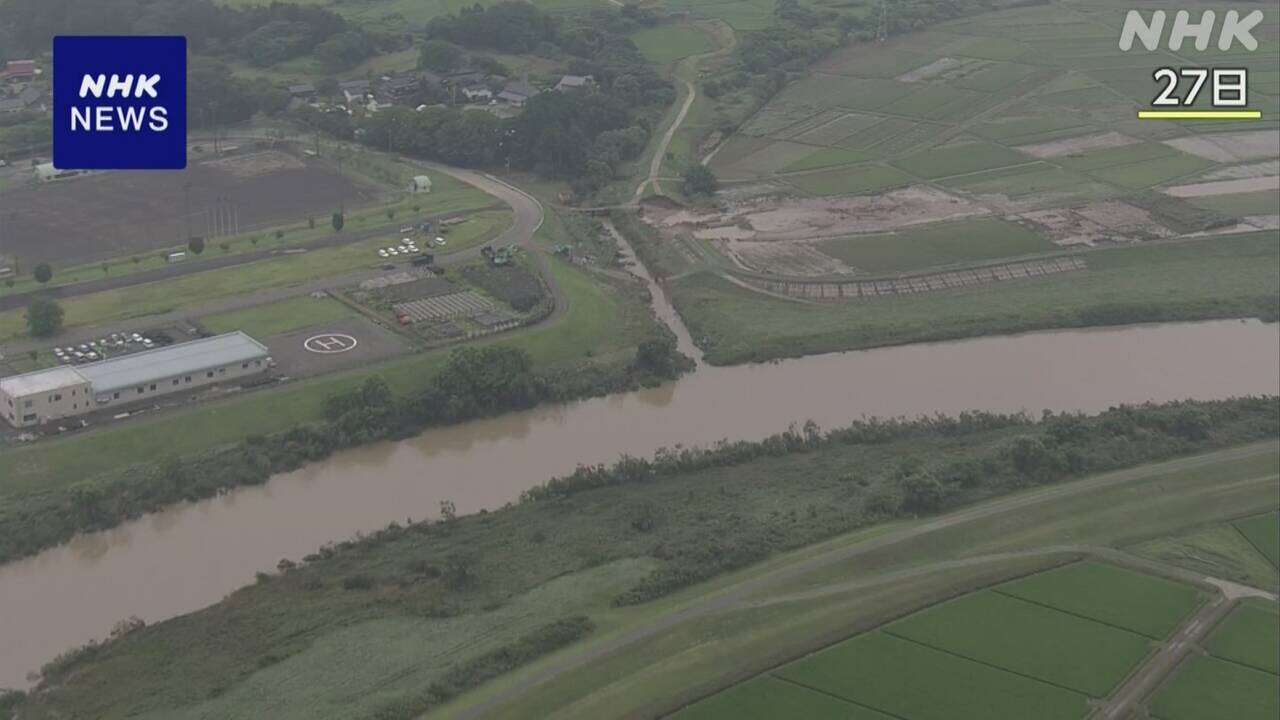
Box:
[77,332,269,395]
[0,366,88,397]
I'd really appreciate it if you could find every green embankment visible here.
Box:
[671,231,1280,365]
[14,402,1278,719]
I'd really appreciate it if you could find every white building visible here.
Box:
[0,332,270,428]
[410,175,432,193]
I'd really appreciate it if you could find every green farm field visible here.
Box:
[670,231,1279,365]
[817,217,1055,274]
[1206,599,1280,676]
[1235,512,1280,568]
[884,588,1152,696]
[995,561,1203,639]
[630,23,714,65]
[1150,655,1280,720]
[703,0,1277,200]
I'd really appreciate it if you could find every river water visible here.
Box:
[1,313,1277,686]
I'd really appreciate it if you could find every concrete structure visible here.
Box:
[0,332,269,428]
[410,175,432,193]
[0,366,92,428]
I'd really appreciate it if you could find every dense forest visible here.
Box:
[304,3,672,195]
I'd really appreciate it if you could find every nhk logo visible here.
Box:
[53,36,186,170]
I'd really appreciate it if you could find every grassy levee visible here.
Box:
[13,401,1277,719]
[445,439,1277,720]
[669,230,1280,365]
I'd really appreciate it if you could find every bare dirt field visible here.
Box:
[1016,131,1138,159]
[898,57,962,82]
[712,239,853,276]
[655,185,989,243]
[1164,131,1280,163]
[0,150,384,266]
[1165,176,1280,198]
[1017,201,1174,246]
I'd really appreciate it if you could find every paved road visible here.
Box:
[448,441,1279,719]
[0,162,552,358]
[1093,596,1234,720]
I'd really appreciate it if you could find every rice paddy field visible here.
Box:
[1151,599,1280,720]
[706,0,1278,212]
[675,562,1203,720]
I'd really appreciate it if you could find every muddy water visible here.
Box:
[1,319,1278,686]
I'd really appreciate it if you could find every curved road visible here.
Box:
[0,161,557,356]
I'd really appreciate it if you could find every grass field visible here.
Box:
[784,164,914,196]
[1235,512,1280,569]
[816,218,1055,274]
[630,24,714,65]
[670,230,1279,365]
[200,295,358,338]
[1150,655,1280,720]
[674,675,894,720]
[996,561,1204,640]
[0,210,511,342]
[1130,521,1279,592]
[1205,600,1280,676]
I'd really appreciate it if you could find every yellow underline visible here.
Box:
[1138,110,1262,120]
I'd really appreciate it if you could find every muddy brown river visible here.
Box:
[1,317,1278,687]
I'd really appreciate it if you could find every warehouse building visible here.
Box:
[1,332,269,429]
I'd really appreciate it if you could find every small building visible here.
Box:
[287,83,317,99]
[2,60,36,82]
[0,366,92,428]
[34,163,87,182]
[555,74,593,92]
[0,96,25,113]
[339,79,371,104]
[497,80,537,106]
[461,84,492,102]
[379,74,422,105]
[409,175,432,193]
[0,332,270,429]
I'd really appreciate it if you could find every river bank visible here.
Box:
[0,317,1277,691]
[10,398,1278,717]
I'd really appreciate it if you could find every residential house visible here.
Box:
[555,74,593,92]
[339,79,371,104]
[461,84,492,102]
[287,83,317,100]
[497,80,538,107]
[2,60,36,82]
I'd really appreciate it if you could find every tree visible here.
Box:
[682,165,718,197]
[901,472,945,513]
[331,211,344,232]
[188,236,206,255]
[33,262,53,284]
[26,297,64,337]
[419,39,463,72]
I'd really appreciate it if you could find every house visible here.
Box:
[443,68,486,87]
[339,79,371,104]
[0,96,26,113]
[461,84,492,102]
[378,74,422,105]
[555,74,593,92]
[287,83,317,99]
[409,175,432,193]
[497,80,538,107]
[2,60,36,82]
[16,86,41,109]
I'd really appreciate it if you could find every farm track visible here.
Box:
[448,441,1280,719]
